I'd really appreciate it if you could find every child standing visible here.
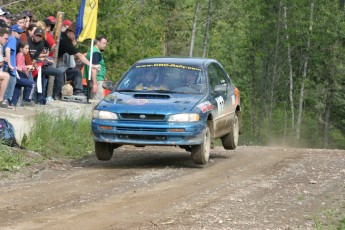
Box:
[11,41,35,107]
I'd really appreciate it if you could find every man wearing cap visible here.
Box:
[13,13,25,31]
[28,27,63,103]
[27,27,44,67]
[47,16,56,32]
[3,24,23,106]
[0,7,11,27]
[58,24,99,96]
[0,8,11,28]
[61,19,72,32]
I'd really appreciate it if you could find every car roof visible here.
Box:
[135,57,218,68]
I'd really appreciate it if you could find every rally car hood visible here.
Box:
[96,92,205,114]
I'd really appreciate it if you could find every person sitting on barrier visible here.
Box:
[58,24,100,97]
[0,28,9,108]
[11,41,35,107]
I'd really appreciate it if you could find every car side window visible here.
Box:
[213,63,231,86]
[207,64,222,89]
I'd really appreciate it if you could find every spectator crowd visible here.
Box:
[0,7,107,109]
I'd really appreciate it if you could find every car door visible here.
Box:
[207,62,235,138]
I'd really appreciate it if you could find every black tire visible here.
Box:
[95,141,114,161]
[191,126,211,165]
[221,113,239,150]
[179,145,192,152]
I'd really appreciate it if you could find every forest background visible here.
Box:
[2,0,345,149]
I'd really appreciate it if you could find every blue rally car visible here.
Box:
[92,57,241,165]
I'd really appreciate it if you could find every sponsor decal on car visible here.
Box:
[215,96,224,114]
[197,101,214,113]
[126,99,149,105]
[136,63,201,71]
[231,95,235,105]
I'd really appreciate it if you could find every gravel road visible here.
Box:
[0,146,344,230]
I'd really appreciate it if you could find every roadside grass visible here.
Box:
[0,113,94,172]
[339,218,345,230]
[314,210,345,230]
[0,145,24,171]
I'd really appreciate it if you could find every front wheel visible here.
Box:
[221,113,239,150]
[95,141,115,161]
[191,126,211,165]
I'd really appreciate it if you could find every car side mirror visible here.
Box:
[102,80,114,91]
[214,84,227,93]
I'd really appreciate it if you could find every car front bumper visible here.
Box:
[92,119,206,146]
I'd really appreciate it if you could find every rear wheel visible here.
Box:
[191,126,211,165]
[221,113,239,150]
[95,141,114,161]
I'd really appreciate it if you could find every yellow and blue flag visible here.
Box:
[76,0,98,42]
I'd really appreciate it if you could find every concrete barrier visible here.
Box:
[0,99,99,145]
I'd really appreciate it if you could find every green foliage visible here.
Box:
[0,145,23,171]
[338,218,345,230]
[24,113,93,159]
[314,211,345,230]
[6,0,80,22]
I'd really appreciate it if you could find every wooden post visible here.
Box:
[53,12,64,65]
[47,12,64,100]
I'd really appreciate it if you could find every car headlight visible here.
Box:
[93,110,118,120]
[168,113,200,122]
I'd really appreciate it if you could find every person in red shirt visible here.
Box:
[42,19,56,57]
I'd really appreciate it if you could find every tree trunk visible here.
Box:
[296,0,314,142]
[269,0,282,130]
[162,32,168,56]
[202,0,211,58]
[250,50,257,140]
[323,74,334,147]
[284,102,288,144]
[189,0,200,57]
[283,6,295,130]
[259,53,269,144]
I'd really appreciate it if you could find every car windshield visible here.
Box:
[116,64,206,94]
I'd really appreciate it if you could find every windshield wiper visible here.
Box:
[116,89,138,92]
[151,89,178,94]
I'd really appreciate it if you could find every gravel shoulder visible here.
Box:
[0,146,344,230]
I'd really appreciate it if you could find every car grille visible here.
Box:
[118,134,166,141]
[119,113,166,121]
[116,127,167,132]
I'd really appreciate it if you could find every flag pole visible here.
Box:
[76,0,98,103]
[87,38,94,103]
